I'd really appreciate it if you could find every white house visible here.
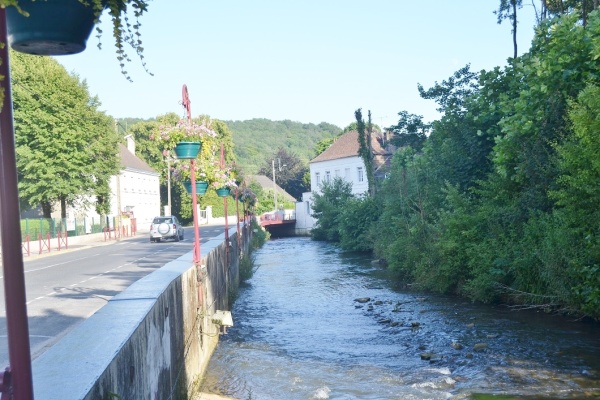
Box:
[295,130,393,234]
[109,136,161,231]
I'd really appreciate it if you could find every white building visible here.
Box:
[295,130,393,234]
[109,136,161,231]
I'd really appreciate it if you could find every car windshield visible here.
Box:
[153,217,172,224]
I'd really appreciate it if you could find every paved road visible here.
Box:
[0,224,228,368]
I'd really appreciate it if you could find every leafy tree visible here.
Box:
[314,137,336,156]
[311,177,353,242]
[343,121,381,134]
[338,196,381,252]
[550,84,600,316]
[258,147,308,200]
[11,51,119,218]
[493,12,600,215]
[126,113,238,223]
[373,148,439,281]
[418,65,479,114]
[388,111,430,152]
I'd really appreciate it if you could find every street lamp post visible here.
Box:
[0,10,34,399]
[182,84,201,264]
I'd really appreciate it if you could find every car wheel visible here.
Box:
[180,232,184,240]
[150,238,154,243]
[156,238,161,243]
[174,234,180,242]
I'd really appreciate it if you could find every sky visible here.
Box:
[55,1,539,131]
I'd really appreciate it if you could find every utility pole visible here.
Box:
[272,158,286,212]
[272,159,277,211]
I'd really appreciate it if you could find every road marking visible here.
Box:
[24,252,161,305]
[20,255,101,275]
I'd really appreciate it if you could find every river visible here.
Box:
[201,237,600,400]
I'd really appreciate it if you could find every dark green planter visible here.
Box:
[174,141,201,159]
[216,187,231,197]
[183,181,209,195]
[6,0,106,55]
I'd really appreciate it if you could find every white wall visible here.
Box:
[110,170,161,231]
[294,192,316,234]
[309,155,368,196]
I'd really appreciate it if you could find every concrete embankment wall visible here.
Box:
[31,223,251,400]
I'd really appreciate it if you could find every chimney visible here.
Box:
[125,134,135,155]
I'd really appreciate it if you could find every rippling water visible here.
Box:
[202,238,600,400]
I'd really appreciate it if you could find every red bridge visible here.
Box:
[259,211,296,228]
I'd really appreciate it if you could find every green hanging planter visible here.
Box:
[183,181,209,195]
[6,0,106,56]
[174,141,201,159]
[215,187,231,198]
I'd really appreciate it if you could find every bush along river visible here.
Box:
[201,237,600,400]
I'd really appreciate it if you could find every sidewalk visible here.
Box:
[18,230,141,262]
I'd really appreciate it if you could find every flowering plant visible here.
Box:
[171,162,197,183]
[152,119,217,151]
[211,165,237,189]
[239,187,257,205]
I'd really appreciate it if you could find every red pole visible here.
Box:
[220,144,228,243]
[235,188,240,248]
[183,85,201,264]
[191,159,200,263]
[0,10,35,399]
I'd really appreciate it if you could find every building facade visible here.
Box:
[295,130,393,234]
[109,137,161,231]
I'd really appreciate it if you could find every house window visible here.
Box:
[325,171,331,183]
[316,172,321,186]
[306,201,310,213]
[345,168,351,180]
[357,167,364,182]
[335,169,340,177]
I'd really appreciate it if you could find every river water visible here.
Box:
[201,237,600,400]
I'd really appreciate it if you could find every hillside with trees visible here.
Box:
[225,119,342,173]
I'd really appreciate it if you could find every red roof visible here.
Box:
[310,130,391,163]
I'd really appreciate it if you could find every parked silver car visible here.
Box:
[149,216,184,242]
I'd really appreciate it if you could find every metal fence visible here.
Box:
[20,217,124,241]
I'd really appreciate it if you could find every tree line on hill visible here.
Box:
[311,7,600,320]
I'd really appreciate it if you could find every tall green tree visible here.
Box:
[355,109,375,196]
[11,51,119,218]
[495,0,523,58]
[388,111,430,152]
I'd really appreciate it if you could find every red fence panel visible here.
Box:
[38,232,50,255]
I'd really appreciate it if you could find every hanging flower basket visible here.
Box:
[174,141,201,159]
[215,187,231,198]
[6,0,106,56]
[183,181,209,195]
